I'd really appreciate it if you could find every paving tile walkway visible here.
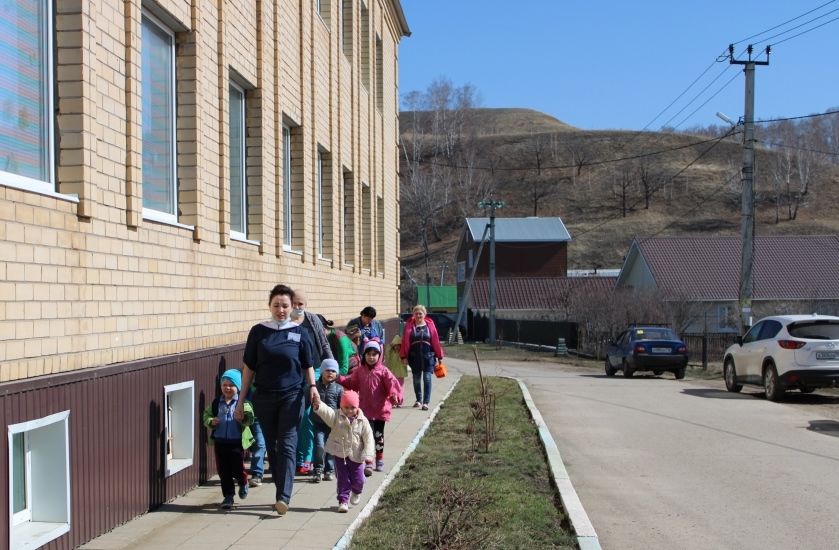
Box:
[81,373,457,550]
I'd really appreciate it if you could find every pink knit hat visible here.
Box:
[340,390,360,408]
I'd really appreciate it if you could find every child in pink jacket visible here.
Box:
[338,339,402,472]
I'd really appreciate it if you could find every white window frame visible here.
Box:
[140,12,178,225]
[229,81,247,240]
[282,125,293,250]
[164,381,195,477]
[8,411,71,550]
[316,150,325,258]
[0,0,67,200]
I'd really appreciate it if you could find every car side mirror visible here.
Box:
[735,336,743,346]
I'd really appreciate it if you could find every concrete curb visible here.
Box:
[332,375,462,550]
[514,377,602,550]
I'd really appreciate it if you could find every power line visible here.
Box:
[754,109,839,124]
[572,127,739,238]
[672,70,741,130]
[658,65,737,130]
[769,13,839,46]
[731,0,837,45]
[409,130,742,174]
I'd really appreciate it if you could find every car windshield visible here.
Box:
[787,320,839,340]
[634,328,677,340]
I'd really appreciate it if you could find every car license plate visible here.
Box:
[652,347,671,353]
[816,351,839,360]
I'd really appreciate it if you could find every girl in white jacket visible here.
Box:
[313,390,374,512]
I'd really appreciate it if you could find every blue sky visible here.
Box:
[398,1,839,131]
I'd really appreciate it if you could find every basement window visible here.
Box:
[8,411,71,550]
[164,381,194,476]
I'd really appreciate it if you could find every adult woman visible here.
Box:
[235,284,320,515]
[400,305,444,411]
[346,306,385,342]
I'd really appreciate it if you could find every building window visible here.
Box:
[283,123,304,251]
[342,0,353,59]
[229,82,247,239]
[282,125,293,248]
[141,13,177,223]
[375,35,383,111]
[317,149,333,260]
[164,381,194,477]
[362,183,372,270]
[360,1,369,89]
[316,0,330,26]
[376,195,384,274]
[343,170,355,265]
[8,411,71,549]
[0,0,55,195]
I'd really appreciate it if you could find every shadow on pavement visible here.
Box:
[681,388,755,399]
[806,420,839,438]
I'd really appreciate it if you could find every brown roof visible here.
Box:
[632,235,839,301]
[469,277,616,310]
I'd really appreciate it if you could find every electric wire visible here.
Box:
[730,0,837,46]
[671,70,741,130]
[768,13,839,46]
[571,127,739,238]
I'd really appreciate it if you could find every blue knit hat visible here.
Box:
[221,369,242,391]
[321,359,340,373]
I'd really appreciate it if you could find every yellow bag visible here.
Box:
[434,361,447,378]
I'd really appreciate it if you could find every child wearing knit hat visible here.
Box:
[312,389,374,512]
[310,359,344,482]
[338,338,402,472]
[202,369,255,509]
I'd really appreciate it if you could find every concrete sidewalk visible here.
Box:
[81,373,456,550]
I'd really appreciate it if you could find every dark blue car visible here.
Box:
[605,325,688,379]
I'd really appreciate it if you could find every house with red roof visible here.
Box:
[616,235,839,332]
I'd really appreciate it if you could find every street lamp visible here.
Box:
[478,197,504,344]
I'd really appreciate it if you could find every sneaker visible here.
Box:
[413,401,421,408]
[222,496,234,509]
[375,459,384,471]
[297,462,311,475]
[249,475,262,488]
[274,500,289,515]
[421,404,429,411]
[238,483,249,500]
[323,471,334,481]
[338,502,349,513]
[349,492,361,505]
[311,470,322,483]
[363,465,373,477]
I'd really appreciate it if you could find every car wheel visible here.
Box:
[674,367,686,380]
[604,359,617,377]
[653,369,663,376]
[763,364,784,402]
[724,359,742,393]
[622,360,635,378]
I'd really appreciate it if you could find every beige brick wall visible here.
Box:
[0,0,408,381]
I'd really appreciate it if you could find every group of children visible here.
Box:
[204,336,403,513]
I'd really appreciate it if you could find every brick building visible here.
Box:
[0,0,408,547]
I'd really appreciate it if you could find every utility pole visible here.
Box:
[478,197,504,344]
[729,43,769,332]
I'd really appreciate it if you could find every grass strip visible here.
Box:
[349,375,577,550]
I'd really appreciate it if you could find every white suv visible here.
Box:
[723,314,839,401]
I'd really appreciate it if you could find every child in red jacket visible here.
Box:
[338,339,401,471]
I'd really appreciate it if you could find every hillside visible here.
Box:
[398,107,839,304]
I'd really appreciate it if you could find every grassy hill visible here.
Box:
[398,108,839,300]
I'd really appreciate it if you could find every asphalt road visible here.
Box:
[445,356,839,550]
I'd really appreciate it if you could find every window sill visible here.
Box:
[1,177,79,205]
[166,457,193,477]
[230,233,260,247]
[283,245,303,256]
[143,208,195,231]
[12,521,70,550]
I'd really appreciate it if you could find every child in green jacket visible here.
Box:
[202,369,255,509]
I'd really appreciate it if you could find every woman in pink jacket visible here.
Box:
[399,305,444,411]
[338,339,401,472]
